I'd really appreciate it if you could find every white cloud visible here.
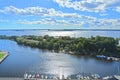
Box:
[17,20,42,24]
[116,6,120,12]
[99,13,108,16]
[17,18,86,27]
[3,6,48,15]
[89,18,120,28]
[0,6,83,19]
[0,6,120,29]
[0,6,93,27]
[17,17,120,29]
[0,6,96,26]
[14,17,120,29]
[54,0,120,12]
[0,10,4,13]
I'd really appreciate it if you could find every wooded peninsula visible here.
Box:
[0,35,120,57]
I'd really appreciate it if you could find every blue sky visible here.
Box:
[0,0,120,29]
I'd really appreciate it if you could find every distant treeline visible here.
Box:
[0,35,120,57]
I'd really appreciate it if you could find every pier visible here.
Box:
[0,78,102,80]
[0,51,9,63]
[0,73,120,80]
[0,77,120,80]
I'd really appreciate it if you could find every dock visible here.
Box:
[0,51,9,63]
[0,78,102,80]
[0,75,120,80]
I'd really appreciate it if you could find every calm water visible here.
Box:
[0,30,120,38]
[0,30,120,78]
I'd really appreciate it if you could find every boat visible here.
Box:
[91,74,101,79]
[36,73,40,78]
[24,73,28,80]
[96,55,107,59]
[28,74,32,79]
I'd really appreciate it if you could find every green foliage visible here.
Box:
[0,35,120,57]
[0,53,5,58]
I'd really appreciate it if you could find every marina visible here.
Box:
[0,74,120,80]
[96,55,120,61]
[23,73,120,80]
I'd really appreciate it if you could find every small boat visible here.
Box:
[28,74,32,79]
[114,75,120,80]
[36,73,40,78]
[41,75,44,79]
[45,75,48,79]
[91,74,101,79]
[103,76,111,79]
[32,74,35,79]
[24,73,28,79]
[96,55,107,59]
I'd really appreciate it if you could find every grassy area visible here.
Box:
[0,53,5,58]
[0,51,9,63]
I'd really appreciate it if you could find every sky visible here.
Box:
[0,0,120,29]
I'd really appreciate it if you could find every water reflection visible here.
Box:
[0,30,120,77]
[0,30,120,38]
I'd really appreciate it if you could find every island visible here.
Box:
[0,51,9,63]
[0,35,120,58]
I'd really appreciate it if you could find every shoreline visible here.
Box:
[0,29,120,31]
[51,50,120,61]
[0,35,120,59]
[0,51,9,63]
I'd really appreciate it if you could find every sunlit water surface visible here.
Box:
[0,30,120,78]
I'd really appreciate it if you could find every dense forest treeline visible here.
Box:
[0,35,120,57]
